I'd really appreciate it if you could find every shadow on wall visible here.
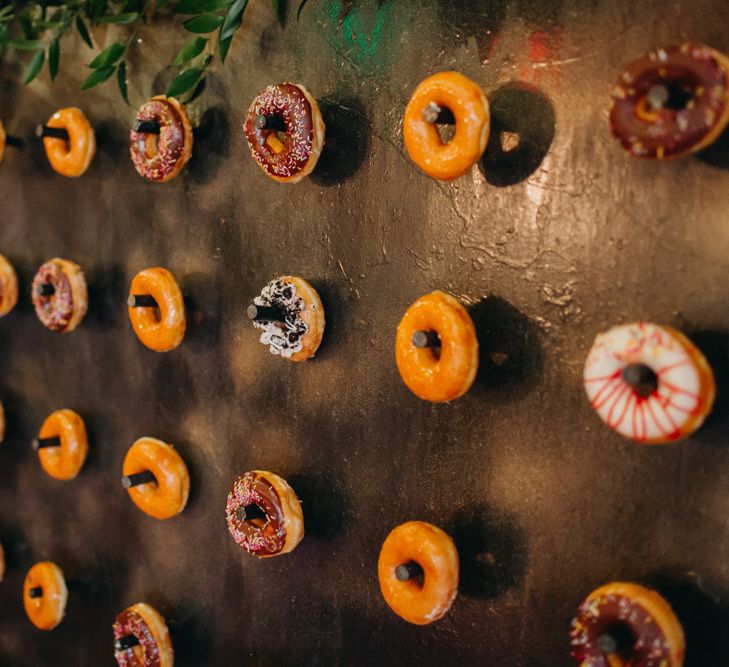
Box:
[687,330,729,444]
[697,124,729,170]
[189,104,232,185]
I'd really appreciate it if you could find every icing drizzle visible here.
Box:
[252,278,308,358]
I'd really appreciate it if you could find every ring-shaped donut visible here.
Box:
[395,291,479,402]
[610,43,729,159]
[128,268,186,352]
[123,437,190,520]
[113,602,174,667]
[570,582,685,666]
[243,83,326,183]
[404,71,490,180]
[42,107,96,177]
[584,322,715,444]
[226,470,304,558]
[31,258,88,333]
[130,96,193,183]
[378,521,459,625]
[23,561,68,630]
[0,254,18,317]
[37,409,88,480]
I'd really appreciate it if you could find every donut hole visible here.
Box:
[499,131,520,152]
[435,120,456,144]
[639,82,695,120]
[141,134,159,160]
[597,623,637,661]
[395,560,425,589]
[237,503,268,527]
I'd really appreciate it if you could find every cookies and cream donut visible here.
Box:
[123,437,190,520]
[23,561,68,630]
[0,254,18,317]
[610,43,729,159]
[243,83,325,183]
[128,267,186,352]
[378,521,459,625]
[584,322,715,444]
[41,108,96,177]
[34,409,88,480]
[31,258,88,333]
[570,582,685,666]
[130,96,193,183]
[404,71,490,180]
[249,276,325,361]
[113,602,174,667]
[396,291,479,402]
[226,470,304,558]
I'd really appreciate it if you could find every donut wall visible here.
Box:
[2,0,729,664]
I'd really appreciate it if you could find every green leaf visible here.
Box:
[75,16,93,48]
[186,74,206,102]
[296,0,309,20]
[97,12,139,24]
[5,39,44,50]
[218,32,232,63]
[183,13,223,32]
[175,0,233,14]
[117,60,128,103]
[23,49,44,84]
[88,42,125,68]
[90,0,108,20]
[272,0,283,22]
[166,66,203,97]
[81,65,115,89]
[48,38,59,81]
[220,0,247,41]
[173,36,207,64]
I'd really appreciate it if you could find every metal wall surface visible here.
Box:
[1,0,729,664]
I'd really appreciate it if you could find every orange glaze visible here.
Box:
[395,291,479,402]
[128,268,186,352]
[404,71,490,180]
[378,521,459,625]
[285,276,325,361]
[43,108,96,177]
[23,562,68,630]
[123,437,190,520]
[0,254,18,316]
[37,409,88,480]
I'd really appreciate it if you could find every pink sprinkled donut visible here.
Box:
[31,258,88,333]
[243,83,325,183]
[583,322,715,444]
[130,96,193,183]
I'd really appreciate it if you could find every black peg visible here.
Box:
[5,134,25,148]
[36,125,69,141]
[28,586,43,598]
[132,119,161,135]
[238,504,267,522]
[395,561,424,582]
[412,330,441,349]
[127,294,158,308]
[621,363,658,398]
[122,470,157,489]
[597,634,618,654]
[115,635,140,651]
[254,114,286,132]
[646,84,669,111]
[247,304,285,323]
[36,283,55,297]
[422,102,455,125]
[32,436,61,450]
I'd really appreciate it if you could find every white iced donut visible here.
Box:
[583,322,715,444]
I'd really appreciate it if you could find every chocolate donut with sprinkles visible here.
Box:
[570,582,685,666]
[113,602,173,667]
[243,83,325,183]
[130,96,193,183]
[610,43,729,159]
[226,470,304,558]
[31,258,88,333]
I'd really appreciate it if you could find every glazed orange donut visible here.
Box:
[31,258,88,333]
[123,437,190,520]
[34,409,88,480]
[378,521,459,625]
[404,71,490,180]
[113,602,174,667]
[249,276,325,361]
[128,268,186,352]
[23,562,68,630]
[570,582,685,666]
[0,254,18,316]
[396,291,479,402]
[42,108,95,177]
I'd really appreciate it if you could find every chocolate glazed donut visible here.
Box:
[610,43,729,158]
[113,603,173,667]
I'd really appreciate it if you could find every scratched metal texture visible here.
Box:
[1,0,729,665]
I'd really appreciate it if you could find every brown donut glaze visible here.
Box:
[610,43,729,158]
[31,261,82,332]
[113,607,161,666]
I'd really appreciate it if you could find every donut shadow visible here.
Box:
[93,118,128,174]
[182,271,222,349]
[189,105,231,185]
[300,278,348,363]
[696,123,729,170]
[469,296,544,402]
[437,0,507,63]
[167,609,213,665]
[85,263,127,331]
[0,523,32,573]
[0,388,34,455]
[479,83,556,187]
[647,571,729,666]
[448,503,527,600]
[310,97,370,187]
[287,472,353,540]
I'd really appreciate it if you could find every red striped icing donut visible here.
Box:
[583,323,715,444]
